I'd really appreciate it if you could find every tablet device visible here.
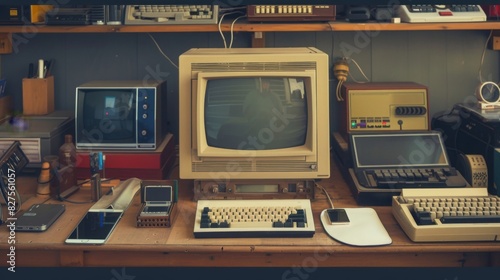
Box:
[65,210,123,245]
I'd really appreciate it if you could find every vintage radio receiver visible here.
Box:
[339,82,429,139]
[247,5,335,22]
[193,179,315,201]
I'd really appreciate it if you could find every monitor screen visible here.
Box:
[204,77,308,150]
[352,133,449,168]
[144,186,172,202]
[80,89,136,142]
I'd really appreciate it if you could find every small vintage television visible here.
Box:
[75,80,167,150]
[179,47,330,180]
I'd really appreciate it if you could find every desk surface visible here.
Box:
[1,159,499,267]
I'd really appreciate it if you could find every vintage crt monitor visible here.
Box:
[178,47,330,197]
[75,80,167,150]
[339,82,429,140]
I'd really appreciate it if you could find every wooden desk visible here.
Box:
[1,160,499,268]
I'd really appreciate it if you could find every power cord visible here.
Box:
[218,11,246,48]
[147,33,179,69]
[333,57,370,101]
[333,58,349,101]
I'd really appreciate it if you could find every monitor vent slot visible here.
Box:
[192,160,315,173]
[192,62,316,72]
[88,5,106,24]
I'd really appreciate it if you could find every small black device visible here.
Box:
[345,6,371,22]
[141,184,172,216]
[0,6,29,25]
[45,8,91,25]
[0,141,29,213]
[326,208,350,225]
[139,180,177,216]
[15,204,65,232]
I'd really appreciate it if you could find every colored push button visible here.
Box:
[439,11,453,16]
[351,120,357,129]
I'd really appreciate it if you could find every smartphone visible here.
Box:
[326,208,350,225]
[65,210,123,245]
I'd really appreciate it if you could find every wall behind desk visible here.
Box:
[1,30,498,143]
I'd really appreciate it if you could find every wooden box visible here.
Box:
[0,95,12,123]
[22,76,54,115]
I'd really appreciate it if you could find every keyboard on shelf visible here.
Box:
[396,5,486,23]
[193,199,315,238]
[124,5,219,25]
[357,167,468,189]
[392,188,500,242]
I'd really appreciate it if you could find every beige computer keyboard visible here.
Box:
[392,188,500,242]
[124,5,219,25]
[193,199,315,238]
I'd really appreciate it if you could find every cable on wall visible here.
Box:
[218,11,246,48]
[478,30,493,84]
[333,57,371,101]
[147,33,179,69]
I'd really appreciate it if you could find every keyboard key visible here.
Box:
[440,215,500,224]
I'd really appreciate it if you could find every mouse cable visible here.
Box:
[315,182,334,209]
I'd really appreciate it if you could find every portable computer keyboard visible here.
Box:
[193,199,315,238]
[359,167,467,189]
[124,5,219,25]
[392,188,500,242]
[396,5,486,23]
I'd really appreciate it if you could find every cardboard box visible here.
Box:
[22,75,54,115]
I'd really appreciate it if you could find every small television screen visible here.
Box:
[204,77,308,150]
[80,89,136,142]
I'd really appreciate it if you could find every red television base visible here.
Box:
[75,133,176,180]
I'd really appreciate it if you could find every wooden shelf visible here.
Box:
[0,21,499,34]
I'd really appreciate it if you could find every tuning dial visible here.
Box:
[395,106,427,115]
[142,104,148,110]
[142,113,148,119]
[141,130,147,136]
